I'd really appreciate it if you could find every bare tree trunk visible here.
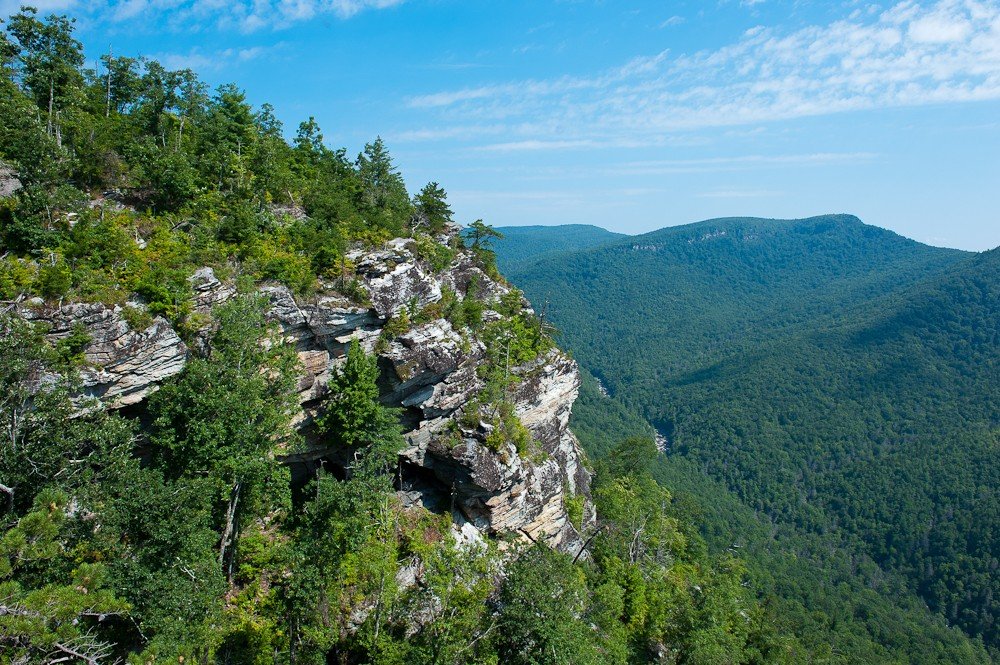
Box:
[219,481,241,583]
[47,79,54,136]
[572,524,605,564]
[105,44,113,117]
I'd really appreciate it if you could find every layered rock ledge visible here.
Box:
[15,234,593,552]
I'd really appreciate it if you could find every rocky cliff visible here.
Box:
[15,228,594,553]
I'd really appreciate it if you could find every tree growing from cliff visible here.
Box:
[413,181,453,234]
[148,294,299,582]
[467,219,503,250]
[285,341,405,661]
[317,338,403,471]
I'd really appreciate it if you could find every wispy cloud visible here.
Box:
[0,0,78,14]
[404,0,1000,145]
[11,0,407,32]
[153,43,283,71]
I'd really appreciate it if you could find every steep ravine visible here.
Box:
[15,226,595,554]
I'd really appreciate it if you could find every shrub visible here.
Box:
[36,254,72,300]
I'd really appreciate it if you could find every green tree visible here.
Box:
[294,116,326,158]
[413,181,453,234]
[148,294,299,582]
[200,83,257,192]
[467,219,503,250]
[493,544,603,665]
[5,8,84,139]
[317,339,403,463]
[0,490,128,664]
[356,136,411,234]
[285,342,404,662]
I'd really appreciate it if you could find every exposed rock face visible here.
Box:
[348,239,443,317]
[190,267,235,312]
[14,237,594,552]
[19,302,187,406]
[0,162,22,199]
[396,348,594,551]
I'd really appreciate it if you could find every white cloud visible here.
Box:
[612,152,878,174]
[909,8,973,42]
[479,139,602,152]
[54,0,407,32]
[405,0,1000,144]
[153,43,281,71]
[0,0,79,14]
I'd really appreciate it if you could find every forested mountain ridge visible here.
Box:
[0,7,796,663]
[499,215,970,396]
[490,223,625,268]
[494,217,999,662]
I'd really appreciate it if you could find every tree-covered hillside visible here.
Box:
[495,217,999,661]
[0,8,800,663]
[492,224,625,269]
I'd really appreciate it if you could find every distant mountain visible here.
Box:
[492,224,625,268]
[495,215,999,661]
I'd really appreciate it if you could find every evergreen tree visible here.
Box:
[356,136,411,234]
[413,181,453,234]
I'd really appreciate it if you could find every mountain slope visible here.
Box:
[499,215,970,404]
[494,216,998,659]
[492,223,625,269]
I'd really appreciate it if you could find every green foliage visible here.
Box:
[413,231,456,272]
[148,295,299,581]
[564,486,585,530]
[412,181,453,234]
[493,544,602,665]
[466,219,503,250]
[0,11,818,663]
[120,304,153,330]
[478,288,553,373]
[497,217,999,662]
[0,8,429,312]
[464,220,504,278]
[5,8,84,128]
[356,136,412,236]
[0,492,128,664]
[483,400,532,457]
[52,320,90,367]
[317,339,403,460]
[376,309,411,353]
[35,252,72,298]
[283,342,404,660]
[0,254,36,299]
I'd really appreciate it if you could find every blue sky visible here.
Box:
[9,0,1000,250]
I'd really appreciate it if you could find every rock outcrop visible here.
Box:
[0,161,22,199]
[20,301,187,406]
[15,235,594,553]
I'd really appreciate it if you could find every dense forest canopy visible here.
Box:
[0,8,806,664]
[495,218,999,663]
